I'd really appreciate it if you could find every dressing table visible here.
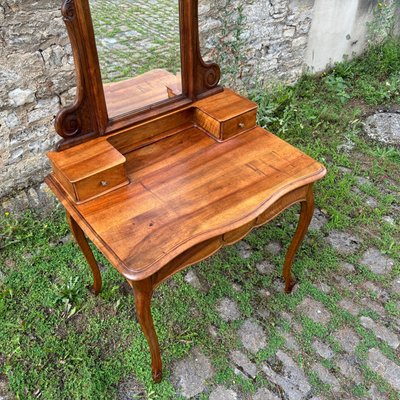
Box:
[45,0,326,382]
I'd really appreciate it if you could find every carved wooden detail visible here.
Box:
[61,0,75,21]
[55,0,108,150]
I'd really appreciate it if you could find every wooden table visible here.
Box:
[46,89,325,382]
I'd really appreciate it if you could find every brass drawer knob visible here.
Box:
[100,181,108,187]
[238,122,245,129]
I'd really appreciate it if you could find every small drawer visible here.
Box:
[195,89,257,141]
[74,164,128,203]
[48,139,129,203]
[221,109,257,140]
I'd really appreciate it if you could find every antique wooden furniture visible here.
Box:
[45,0,326,382]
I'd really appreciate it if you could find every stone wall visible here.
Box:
[0,0,398,213]
[199,0,315,90]
[199,0,399,90]
[0,0,75,212]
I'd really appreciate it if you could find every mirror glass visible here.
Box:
[89,0,182,119]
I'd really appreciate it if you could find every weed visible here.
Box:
[54,276,83,319]
[324,75,351,104]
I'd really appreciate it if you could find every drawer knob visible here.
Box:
[238,122,245,129]
[100,180,108,187]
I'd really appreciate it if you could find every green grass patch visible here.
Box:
[1,39,400,398]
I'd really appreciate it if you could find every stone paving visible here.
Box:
[364,112,400,147]
[89,0,180,82]
[166,186,399,399]
[172,348,214,398]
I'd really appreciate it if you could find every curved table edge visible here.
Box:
[46,163,326,282]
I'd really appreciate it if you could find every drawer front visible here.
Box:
[221,109,257,140]
[74,164,128,202]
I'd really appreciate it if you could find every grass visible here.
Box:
[1,39,400,399]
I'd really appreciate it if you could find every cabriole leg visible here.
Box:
[66,212,102,294]
[130,278,162,383]
[283,185,315,293]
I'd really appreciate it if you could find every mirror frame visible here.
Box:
[55,0,222,150]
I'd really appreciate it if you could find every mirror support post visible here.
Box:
[55,0,108,150]
[180,0,221,100]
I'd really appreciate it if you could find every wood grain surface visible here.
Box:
[47,126,325,282]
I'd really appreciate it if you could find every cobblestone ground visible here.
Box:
[89,0,180,82]
[166,202,400,400]
[155,107,399,400]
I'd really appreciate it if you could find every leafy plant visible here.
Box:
[324,75,351,104]
[213,0,247,89]
[55,276,83,319]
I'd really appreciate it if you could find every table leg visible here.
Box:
[129,278,162,383]
[66,212,102,294]
[283,185,315,293]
